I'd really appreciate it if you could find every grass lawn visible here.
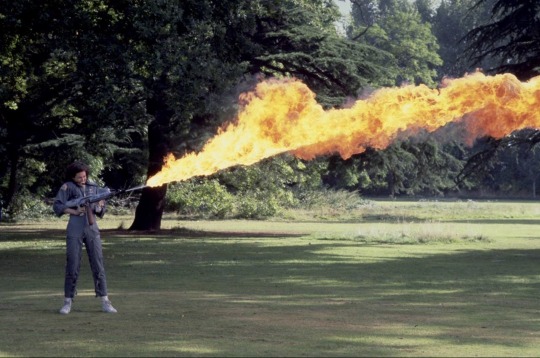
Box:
[0,199,539,356]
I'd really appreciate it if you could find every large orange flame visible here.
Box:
[146,72,540,187]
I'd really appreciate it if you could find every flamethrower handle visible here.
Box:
[85,201,95,225]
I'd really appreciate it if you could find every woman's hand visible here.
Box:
[64,207,86,216]
[95,200,105,213]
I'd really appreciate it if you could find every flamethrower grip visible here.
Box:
[85,201,95,225]
[84,189,116,225]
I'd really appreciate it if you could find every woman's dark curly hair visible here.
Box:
[65,161,90,181]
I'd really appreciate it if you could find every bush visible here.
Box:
[6,194,52,221]
[234,190,282,219]
[166,179,234,218]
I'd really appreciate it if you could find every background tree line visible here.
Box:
[1,0,539,228]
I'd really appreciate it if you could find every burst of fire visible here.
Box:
[146,72,540,187]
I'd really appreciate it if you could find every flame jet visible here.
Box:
[146,72,540,187]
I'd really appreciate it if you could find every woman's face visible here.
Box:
[72,171,87,186]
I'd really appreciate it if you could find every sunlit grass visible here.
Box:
[353,221,491,244]
[283,198,540,222]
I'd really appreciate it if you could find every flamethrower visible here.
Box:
[65,184,146,225]
[65,184,147,208]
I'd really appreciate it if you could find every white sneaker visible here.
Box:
[102,299,117,313]
[59,298,72,314]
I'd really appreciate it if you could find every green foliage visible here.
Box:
[464,0,540,80]
[165,179,234,219]
[165,177,285,219]
[164,154,349,219]
[254,21,391,105]
[463,130,540,197]
[5,194,51,222]
[235,190,283,219]
[325,136,466,197]
[0,0,148,211]
[219,156,309,201]
[349,0,442,86]
[164,155,323,219]
[431,0,497,79]
[4,0,540,227]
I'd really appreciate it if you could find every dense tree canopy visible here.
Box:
[2,0,540,226]
[431,0,496,78]
[127,0,392,229]
[465,0,540,80]
[349,0,442,86]
[457,0,540,185]
[0,0,147,213]
[0,0,390,227]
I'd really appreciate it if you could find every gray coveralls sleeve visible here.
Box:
[54,181,110,298]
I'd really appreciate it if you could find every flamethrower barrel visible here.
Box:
[123,184,148,192]
[65,184,146,209]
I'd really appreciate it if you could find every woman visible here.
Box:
[53,161,117,314]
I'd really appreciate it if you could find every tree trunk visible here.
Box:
[129,117,170,230]
[387,171,396,198]
[4,147,20,211]
[129,184,167,230]
[3,110,23,212]
[129,78,174,231]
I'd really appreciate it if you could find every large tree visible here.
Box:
[1,0,389,226]
[328,0,452,197]
[465,0,540,80]
[456,0,540,187]
[349,0,442,86]
[127,0,391,230]
[0,0,147,215]
[431,0,497,79]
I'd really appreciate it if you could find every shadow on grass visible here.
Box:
[103,227,307,238]
[0,226,539,356]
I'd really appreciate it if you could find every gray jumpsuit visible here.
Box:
[53,181,109,298]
